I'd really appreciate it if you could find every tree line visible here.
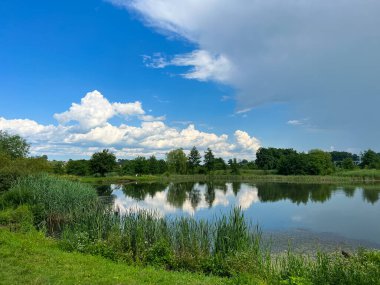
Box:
[1,130,380,186]
[255,147,380,175]
[61,147,254,177]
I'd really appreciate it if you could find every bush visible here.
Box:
[0,205,34,232]
[0,156,52,192]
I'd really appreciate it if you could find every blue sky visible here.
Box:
[1,0,379,159]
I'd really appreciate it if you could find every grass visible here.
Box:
[0,228,234,285]
[65,169,380,185]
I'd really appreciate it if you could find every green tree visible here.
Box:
[89,149,117,176]
[134,156,148,174]
[166,148,187,174]
[255,147,296,170]
[361,149,380,169]
[204,148,215,172]
[306,149,334,175]
[51,161,65,175]
[342,157,355,170]
[148,155,159,174]
[66,159,90,176]
[214,157,227,171]
[187,146,201,173]
[278,153,308,175]
[0,130,30,159]
[228,158,240,175]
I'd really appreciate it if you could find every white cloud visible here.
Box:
[234,130,261,153]
[54,90,115,129]
[110,0,380,149]
[139,114,166,122]
[54,90,148,129]
[113,101,145,117]
[144,50,233,82]
[287,120,303,126]
[0,117,67,143]
[0,91,261,159]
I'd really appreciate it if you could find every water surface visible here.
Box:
[97,182,380,250]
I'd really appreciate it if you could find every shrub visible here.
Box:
[0,205,34,232]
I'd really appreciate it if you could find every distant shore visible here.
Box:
[65,169,380,185]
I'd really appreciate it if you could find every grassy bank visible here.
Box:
[0,228,231,285]
[68,169,380,185]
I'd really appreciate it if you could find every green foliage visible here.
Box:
[0,205,34,232]
[277,150,334,176]
[330,151,359,164]
[0,155,52,192]
[89,149,117,176]
[65,159,90,176]
[228,158,240,175]
[145,239,175,269]
[256,148,297,170]
[204,148,215,172]
[214,157,227,171]
[166,148,188,174]
[51,160,65,174]
[361,149,380,169]
[0,130,30,159]
[306,149,334,175]
[342,157,355,170]
[278,153,308,175]
[119,156,167,175]
[276,250,380,285]
[188,146,202,173]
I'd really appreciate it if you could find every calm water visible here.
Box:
[97,182,380,249]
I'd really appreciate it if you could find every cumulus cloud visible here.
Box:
[1,91,261,159]
[54,90,115,129]
[113,101,145,117]
[54,90,149,129]
[234,130,261,153]
[110,0,380,148]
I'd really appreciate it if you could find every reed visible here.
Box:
[3,174,98,232]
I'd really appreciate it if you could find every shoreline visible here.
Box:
[66,173,380,185]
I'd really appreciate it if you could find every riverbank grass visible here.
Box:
[0,228,233,285]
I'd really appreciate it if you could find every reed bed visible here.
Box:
[2,174,98,232]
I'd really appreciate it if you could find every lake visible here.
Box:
[96,182,380,251]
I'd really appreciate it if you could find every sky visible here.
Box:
[0,0,379,160]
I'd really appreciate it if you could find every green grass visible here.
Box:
[66,170,380,185]
[0,228,234,285]
[335,169,380,179]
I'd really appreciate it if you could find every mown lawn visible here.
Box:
[0,228,236,285]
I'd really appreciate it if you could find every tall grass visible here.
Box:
[60,206,266,275]
[3,174,98,232]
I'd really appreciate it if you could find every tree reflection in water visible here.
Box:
[106,182,380,211]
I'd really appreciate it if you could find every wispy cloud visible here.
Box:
[143,50,233,82]
[287,120,304,126]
